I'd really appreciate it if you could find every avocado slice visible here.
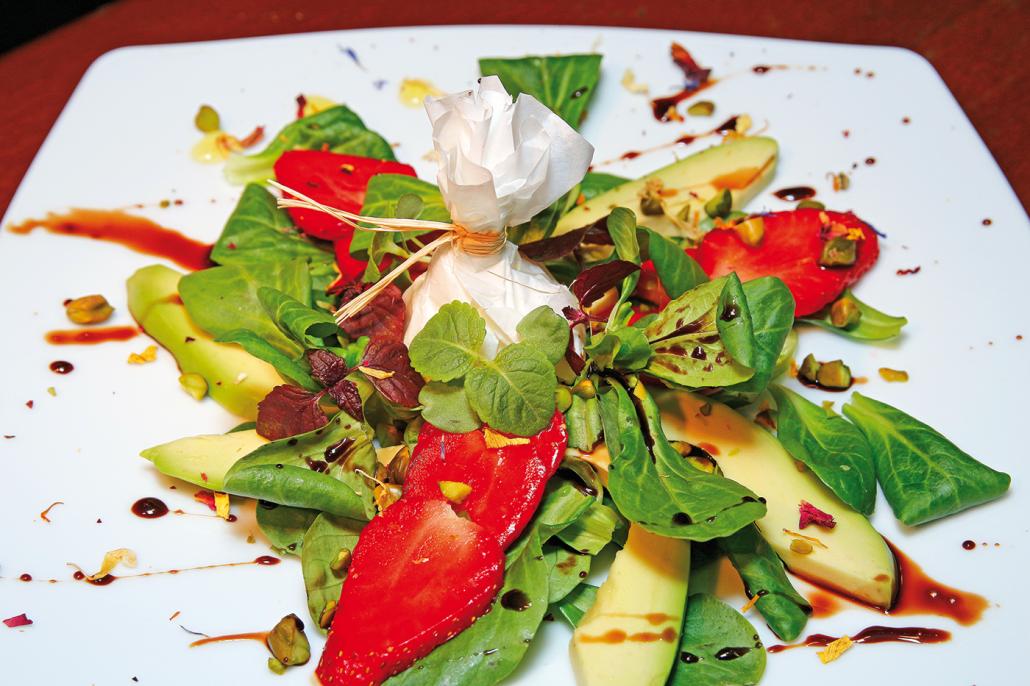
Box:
[570,524,690,686]
[127,264,282,418]
[140,429,268,490]
[657,391,897,608]
[555,137,778,237]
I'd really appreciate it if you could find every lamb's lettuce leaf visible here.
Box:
[667,594,766,686]
[478,54,602,129]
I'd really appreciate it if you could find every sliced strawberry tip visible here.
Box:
[317,497,504,686]
[403,411,568,549]
[689,209,879,316]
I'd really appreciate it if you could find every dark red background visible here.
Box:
[2,0,1027,214]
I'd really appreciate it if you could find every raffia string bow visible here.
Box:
[269,180,508,325]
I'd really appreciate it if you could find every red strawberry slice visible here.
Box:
[273,151,416,241]
[403,412,568,549]
[316,497,504,686]
[689,209,880,316]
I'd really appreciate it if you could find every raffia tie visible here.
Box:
[269,180,507,324]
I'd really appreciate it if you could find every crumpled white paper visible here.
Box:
[403,76,594,355]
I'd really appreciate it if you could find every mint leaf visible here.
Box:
[408,301,487,382]
[516,306,570,365]
[418,381,481,433]
[843,393,1011,525]
[769,384,876,515]
[465,343,556,436]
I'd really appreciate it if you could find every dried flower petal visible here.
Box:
[817,635,854,664]
[799,501,836,529]
[878,367,909,383]
[87,548,137,581]
[214,492,231,520]
[3,614,33,628]
[127,345,158,364]
[483,427,531,449]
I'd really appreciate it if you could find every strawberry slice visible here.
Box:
[316,497,504,686]
[689,209,879,316]
[403,412,568,549]
[273,150,416,241]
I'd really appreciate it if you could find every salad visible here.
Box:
[47,46,1010,685]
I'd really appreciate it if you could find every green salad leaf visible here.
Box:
[516,305,570,365]
[179,258,311,356]
[718,525,811,641]
[210,183,333,267]
[556,500,620,555]
[800,289,908,341]
[565,394,602,451]
[552,583,598,628]
[843,393,1011,525]
[719,277,795,401]
[257,286,340,345]
[351,174,451,256]
[466,343,557,436]
[600,380,764,541]
[301,513,364,633]
[667,594,766,686]
[223,414,377,519]
[409,301,486,382]
[642,228,708,299]
[508,171,627,245]
[544,543,591,604]
[224,105,395,185]
[478,54,602,129]
[215,329,319,390]
[256,504,318,556]
[714,273,757,368]
[643,277,755,389]
[418,381,481,433]
[769,384,876,514]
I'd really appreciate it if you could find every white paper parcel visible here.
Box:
[403,76,595,356]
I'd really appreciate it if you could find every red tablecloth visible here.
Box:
[2,0,1027,213]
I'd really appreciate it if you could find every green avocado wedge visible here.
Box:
[554,137,778,238]
[127,264,282,419]
[140,429,268,491]
[658,391,897,609]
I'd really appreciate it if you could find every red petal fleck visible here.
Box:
[4,613,33,628]
[799,500,836,529]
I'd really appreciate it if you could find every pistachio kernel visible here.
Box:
[819,236,857,267]
[573,378,596,399]
[267,657,287,675]
[686,100,715,116]
[330,548,352,576]
[178,373,208,401]
[65,294,114,324]
[267,613,310,667]
[733,217,765,247]
[194,104,221,133]
[878,367,910,383]
[796,199,825,210]
[829,296,862,328]
[555,385,574,413]
[817,360,853,389]
[318,600,337,629]
[790,538,814,555]
[798,354,821,384]
[639,180,666,216]
[704,189,733,220]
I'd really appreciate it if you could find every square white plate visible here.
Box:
[2,25,1027,686]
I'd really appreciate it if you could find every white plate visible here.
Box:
[2,25,1027,686]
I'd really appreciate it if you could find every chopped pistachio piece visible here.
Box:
[194,104,221,133]
[65,294,114,324]
[555,385,573,413]
[733,216,765,246]
[573,378,596,399]
[704,188,732,219]
[439,480,472,505]
[819,236,857,267]
[797,199,825,210]
[829,296,862,328]
[817,360,853,389]
[798,354,821,384]
[686,100,715,116]
[267,614,310,667]
[267,657,286,675]
[330,548,352,576]
[178,373,208,400]
[318,600,337,629]
[639,180,665,216]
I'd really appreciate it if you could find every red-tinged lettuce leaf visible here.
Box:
[257,385,329,440]
[570,260,640,307]
[361,340,424,408]
[798,500,836,529]
[519,226,590,262]
[337,283,406,343]
[327,378,364,421]
[3,613,32,628]
[307,349,351,387]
